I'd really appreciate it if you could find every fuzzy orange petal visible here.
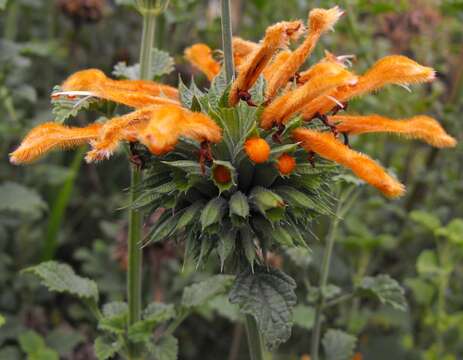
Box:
[185,43,221,81]
[232,37,259,68]
[10,122,102,164]
[138,105,222,156]
[332,114,457,148]
[261,63,357,129]
[60,69,179,108]
[293,128,405,197]
[302,55,435,119]
[263,50,292,81]
[229,20,304,106]
[265,6,343,100]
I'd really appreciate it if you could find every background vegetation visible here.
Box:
[0,0,462,359]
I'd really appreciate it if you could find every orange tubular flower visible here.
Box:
[260,63,358,129]
[138,105,222,156]
[58,69,180,108]
[302,55,435,119]
[229,20,304,106]
[265,6,344,100]
[262,50,292,81]
[185,43,221,81]
[10,122,102,164]
[244,137,271,164]
[276,154,296,175]
[332,114,457,148]
[232,37,259,68]
[293,128,405,197]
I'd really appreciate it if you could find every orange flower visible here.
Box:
[232,37,259,68]
[58,69,180,108]
[185,43,221,81]
[332,114,457,148]
[10,122,102,164]
[138,105,222,156]
[276,153,296,175]
[213,165,232,184]
[229,20,304,106]
[261,62,357,129]
[302,55,435,119]
[265,6,344,100]
[244,137,271,164]
[293,128,405,197]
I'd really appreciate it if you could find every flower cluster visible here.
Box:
[10,6,456,268]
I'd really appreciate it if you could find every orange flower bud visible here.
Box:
[244,137,271,164]
[213,165,232,184]
[277,153,296,175]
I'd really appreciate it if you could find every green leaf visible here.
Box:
[229,191,250,221]
[178,76,194,108]
[45,329,85,357]
[207,295,240,322]
[161,160,202,176]
[435,218,463,244]
[249,186,285,220]
[19,331,45,355]
[176,202,203,229]
[0,182,47,217]
[416,250,440,276]
[217,229,236,270]
[151,48,175,78]
[24,261,99,302]
[51,86,100,123]
[129,303,176,343]
[94,336,122,360]
[0,314,4,328]
[240,225,257,267]
[322,329,357,360]
[99,302,128,335]
[405,278,435,305]
[410,210,442,232]
[0,0,8,11]
[150,335,178,360]
[275,186,328,214]
[358,274,407,311]
[285,247,312,268]
[112,62,140,80]
[269,143,299,158]
[200,197,227,231]
[293,305,315,330]
[182,275,235,308]
[229,267,297,350]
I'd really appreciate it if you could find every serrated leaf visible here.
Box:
[177,202,203,229]
[269,143,299,158]
[240,225,257,267]
[24,261,99,302]
[94,336,122,360]
[249,186,285,221]
[322,329,357,360]
[229,267,297,350]
[99,302,128,335]
[128,303,176,343]
[0,182,47,217]
[182,275,235,308]
[51,86,99,123]
[275,186,327,214]
[248,75,266,105]
[358,274,407,311]
[178,76,194,108]
[112,61,140,80]
[151,48,175,78]
[229,191,249,221]
[150,335,178,360]
[200,197,227,231]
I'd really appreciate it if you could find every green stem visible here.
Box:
[127,8,157,359]
[220,0,235,83]
[42,147,86,261]
[4,0,19,41]
[245,315,265,360]
[310,186,356,360]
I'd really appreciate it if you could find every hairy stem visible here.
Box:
[245,315,265,360]
[127,9,157,359]
[220,0,235,83]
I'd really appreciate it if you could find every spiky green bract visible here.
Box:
[136,72,337,269]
